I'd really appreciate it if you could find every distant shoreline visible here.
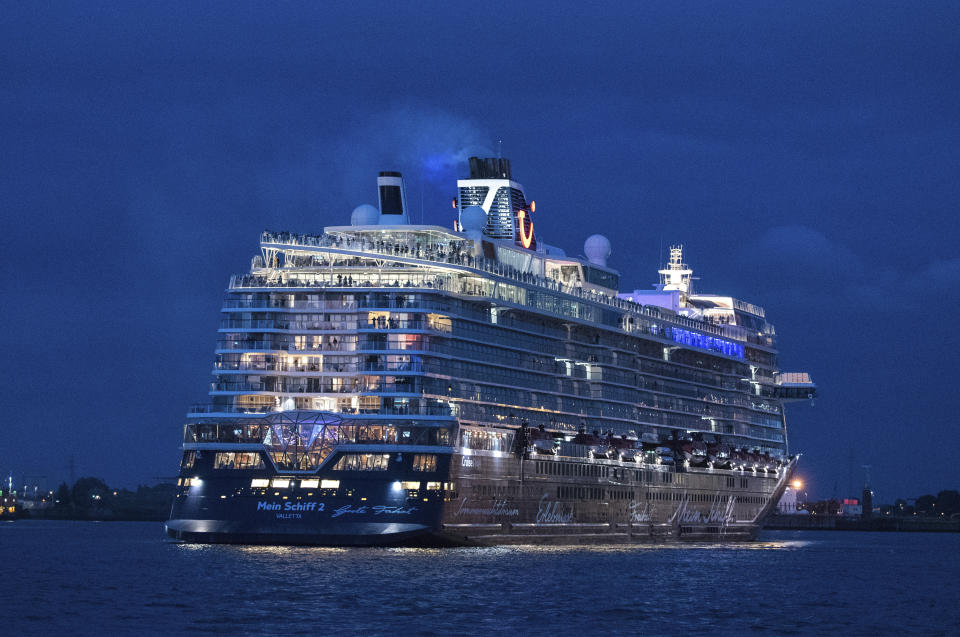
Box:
[765,514,959,533]
[6,512,166,523]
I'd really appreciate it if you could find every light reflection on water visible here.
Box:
[213,538,814,557]
[3,522,957,636]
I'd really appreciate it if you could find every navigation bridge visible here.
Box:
[775,372,817,402]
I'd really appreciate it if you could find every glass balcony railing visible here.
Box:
[210,381,419,394]
[213,360,422,373]
[218,318,450,334]
[188,403,455,418]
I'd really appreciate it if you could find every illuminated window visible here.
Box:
[460,429,512,452]
[271,479,290,488]
[250,479,269,488]
[181,451,196,470]
[412,454,437,472]
[214,452,265,470]
[235,452,264,469]
[357,396,381,413]
[300,479,319,488]
[400,481,420,490]
[332,453,390,471]
[320,479,340,489]
[426,482,442,490]
[214,452,235,469]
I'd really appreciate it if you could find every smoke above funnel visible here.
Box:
[256,105,494,227]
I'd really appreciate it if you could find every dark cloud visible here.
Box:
[746,225,960,310]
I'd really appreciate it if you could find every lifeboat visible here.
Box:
[729,448,745,469]
[574,430,616,459]
[638,436,663,465]
[608,434,635,450]
[590,446,614,459]
[573,431,603,446]
[532,439,559,455]
[607,434,640,461]
[529,427,560,455]
[689,441,709,467]
[708,443,733,469]
[655,446,675,465]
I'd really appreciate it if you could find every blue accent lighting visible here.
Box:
[669,328,745,359]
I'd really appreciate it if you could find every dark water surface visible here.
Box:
[1,521,957,636]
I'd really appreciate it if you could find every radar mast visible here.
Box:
[658,245,694,294]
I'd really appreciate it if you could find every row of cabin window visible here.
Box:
[181,450,439,473]
[331,453,438,472]
[214,452,265,470]
[725,477,753,489]
[460,429,513,452]
[471,484,540,497]
[557,486,606,500]
[534,461,611,478]
[182,451,265,470]
[536,461,692,486]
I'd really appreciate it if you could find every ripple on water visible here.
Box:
[1,523,958,636]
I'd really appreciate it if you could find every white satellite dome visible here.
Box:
[459,205,487,232]
[351,204,379,226]
[584,234,611,267]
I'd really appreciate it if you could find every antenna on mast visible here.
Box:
[658,245,694,294]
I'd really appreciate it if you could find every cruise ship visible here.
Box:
[166,156,816,545]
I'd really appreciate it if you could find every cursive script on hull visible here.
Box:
[669,493,737,526]
[628,500,653,523]
[331,504,419,519]
[536,494,574,524]
[454,498,519,517]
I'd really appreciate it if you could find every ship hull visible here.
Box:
[165,452,795,546]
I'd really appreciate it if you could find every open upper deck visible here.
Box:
[251,227,778,355]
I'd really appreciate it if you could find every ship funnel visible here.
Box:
[377,171,409,224]
[468,156,512,179]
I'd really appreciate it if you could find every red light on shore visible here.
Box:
[530,200,536,212]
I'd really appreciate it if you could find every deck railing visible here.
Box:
[247,230,776,350]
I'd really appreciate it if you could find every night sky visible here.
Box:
[3,3,958,502]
